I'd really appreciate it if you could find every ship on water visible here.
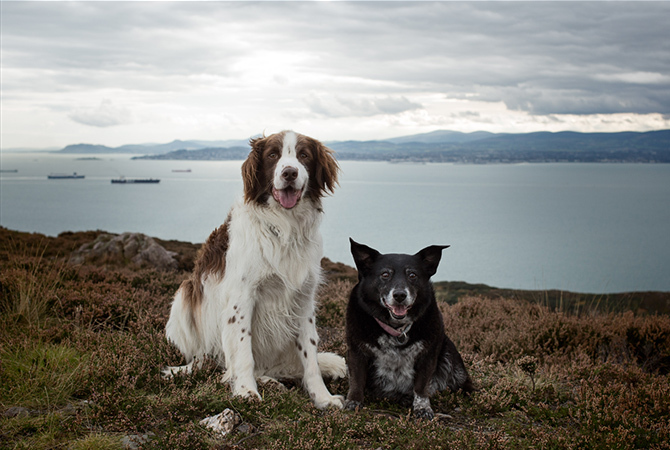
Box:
[111,177,160,184]
[48,172,85,179]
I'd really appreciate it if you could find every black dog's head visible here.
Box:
[350,238,449,326]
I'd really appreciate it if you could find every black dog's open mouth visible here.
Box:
[382,300,411,320]
[272,186,303,209]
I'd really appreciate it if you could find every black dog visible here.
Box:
[345,239,473,419]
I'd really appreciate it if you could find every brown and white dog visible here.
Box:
[164,130,345,409]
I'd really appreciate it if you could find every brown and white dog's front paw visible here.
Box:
[231,378,262,401]
[233,387,262,402]
[312,393,344,410]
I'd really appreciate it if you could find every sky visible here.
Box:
[2,1,670,150]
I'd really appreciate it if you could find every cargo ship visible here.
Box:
[111,177,160,184]
[48,172,85,179]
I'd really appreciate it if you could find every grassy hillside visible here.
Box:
[1,228,669,449]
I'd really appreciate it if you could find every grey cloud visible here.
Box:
[68,99,132,127]
[305,94,421,118]
[3,1,669,117]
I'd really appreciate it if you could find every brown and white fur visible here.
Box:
[164,131,345,409]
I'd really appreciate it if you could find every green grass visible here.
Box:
[1,341,87,409]
[1,227,669,449]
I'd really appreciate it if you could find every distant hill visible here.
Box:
[131,146,249,161]
[385,130,496,144]
[58,138,252,154]
[60,143,117,153]
[58,129,670,163]
[328,129,670,163]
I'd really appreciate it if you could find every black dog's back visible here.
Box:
[345,239,473,419]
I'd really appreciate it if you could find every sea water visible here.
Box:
[1,151,669,293]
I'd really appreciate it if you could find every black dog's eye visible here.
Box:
[407,271,417,281]
[381,270,391,280]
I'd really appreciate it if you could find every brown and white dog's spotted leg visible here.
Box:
[295,290,344,409]
[221,287,260,400]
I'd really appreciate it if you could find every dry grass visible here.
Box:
[1,227,669,449]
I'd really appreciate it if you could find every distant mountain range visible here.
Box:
[59,138,252,155]
[58,129,670,163]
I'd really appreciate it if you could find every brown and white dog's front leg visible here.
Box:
[221,289,260,400]
[295,304,344,409]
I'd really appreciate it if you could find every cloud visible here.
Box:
[2,1,669,147]
[305,94,422,118]
[68,99,132,127]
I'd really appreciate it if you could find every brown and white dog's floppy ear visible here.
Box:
[310,137,340,198]
[242,136,266,204]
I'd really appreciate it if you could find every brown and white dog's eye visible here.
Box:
[268,151,279,160]
[299,151,310,161]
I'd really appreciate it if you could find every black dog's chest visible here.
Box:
[366,335,425,397]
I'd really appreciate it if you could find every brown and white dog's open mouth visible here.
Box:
[272,186,304,209]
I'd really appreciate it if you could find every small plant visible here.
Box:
[517,355,538,391]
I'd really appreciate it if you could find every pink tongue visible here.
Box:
[273,188,301,209]
[391,305,408,317]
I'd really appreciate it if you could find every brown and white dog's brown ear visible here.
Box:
[242,136,266,204]
[309,137,340,199]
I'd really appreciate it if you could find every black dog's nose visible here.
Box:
[282,167,298,182]
[393,290,407,303]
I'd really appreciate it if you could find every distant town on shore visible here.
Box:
[55,129,670,164]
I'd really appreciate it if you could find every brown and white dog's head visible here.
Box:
[242,131,339,209]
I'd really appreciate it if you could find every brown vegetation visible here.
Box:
[1,227,669,449]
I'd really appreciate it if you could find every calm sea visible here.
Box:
[1,151,669,294]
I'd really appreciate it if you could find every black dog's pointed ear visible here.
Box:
[350,238,380,279]
[415,245,450,277]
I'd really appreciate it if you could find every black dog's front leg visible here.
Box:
[412,352,439,419]
[345,348,368,411]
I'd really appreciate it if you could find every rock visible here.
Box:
[122,432,155,449]
[236,422,256,434]
[70,232,178,271]
[3,407,32,418]
[199,408,241,436]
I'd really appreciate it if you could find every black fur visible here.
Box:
[345,239,473,419]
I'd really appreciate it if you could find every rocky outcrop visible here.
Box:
[70,232,178,271]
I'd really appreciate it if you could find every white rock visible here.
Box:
[199,409,241,436]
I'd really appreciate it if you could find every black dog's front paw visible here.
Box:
[413,406,435,420]
[344,400,363,412]
[412,394,435,420]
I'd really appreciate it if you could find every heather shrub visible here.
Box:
[2,229,669,449]
[443,296,670,373]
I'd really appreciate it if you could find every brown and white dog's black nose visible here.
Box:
[282,166,298,183]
